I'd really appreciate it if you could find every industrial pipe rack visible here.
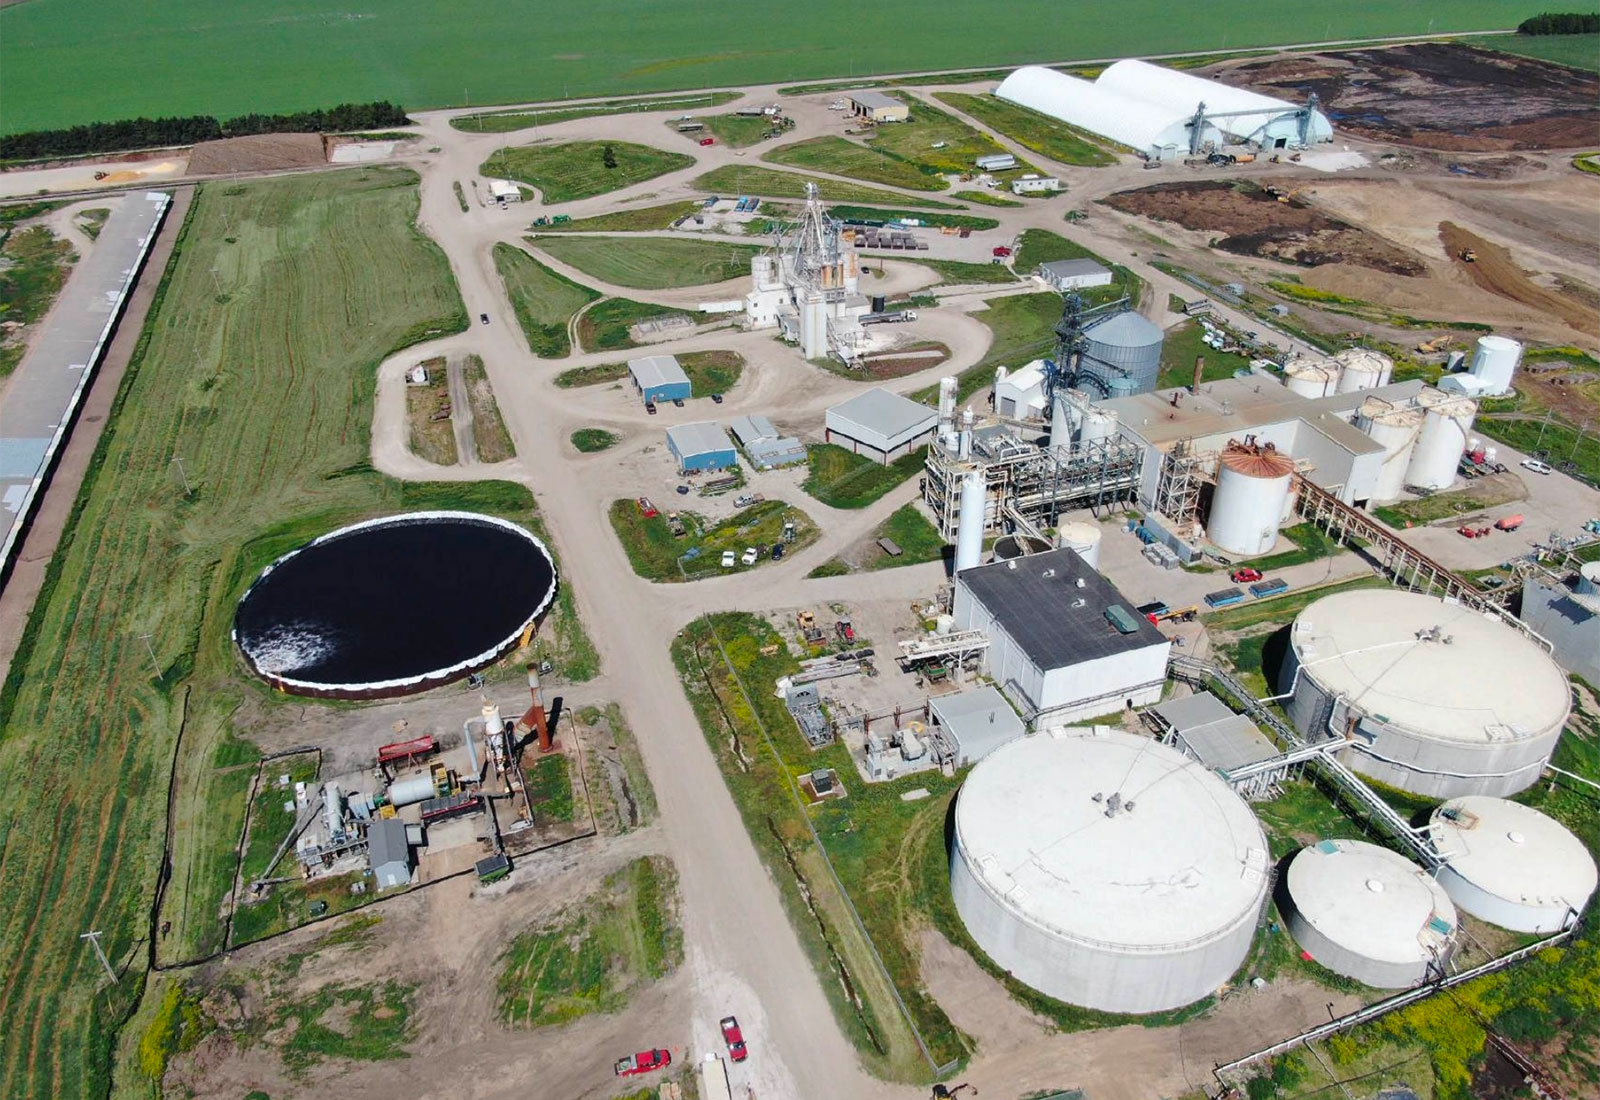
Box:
[924,434,1143,539]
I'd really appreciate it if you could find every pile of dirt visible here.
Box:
[1101,180,1425,275]
[187,133,327,175]
[1218,43,1600,152]
[1440,222,1598,336]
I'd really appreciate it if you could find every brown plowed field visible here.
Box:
[1439,222,1599,337]
[1101,180,1426,275]
[1219,43,1600,152]
[186,133,327,175]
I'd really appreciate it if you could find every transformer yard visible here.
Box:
[2,28,1598,1100]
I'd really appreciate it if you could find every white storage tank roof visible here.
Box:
[1056,520,1103,570]
[1333,348,1394,394]
[1431,797,1597,933]
[950,730,1269,1013]
[1285,839,1456,988]
[1283,356,1340,398]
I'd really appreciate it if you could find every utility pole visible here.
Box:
[171,456,193,496]
[1536,408,1554,451]
[209,267,222,297]
[137,632,159,673]
[1571,419,1590,461]
[81,931,117,985]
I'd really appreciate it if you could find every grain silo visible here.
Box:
[1285,839,1457,988]
[1207,440,1295,557]
[950,730,1270,1014]
[1356,397,1424,502]
[1431,797,1597,933]
[1333,348,1394,395]
[1281,590,1569,798]
[1406,388,1476,491]
[1083,311,1165,396]
[1056,520,1103,570]
[1469,335,1522,396]
[1282,355,1340,399]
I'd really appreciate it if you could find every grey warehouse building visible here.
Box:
[929,685,1026,767]
[825,387,937,464]
[368,818,412,890]
[1037,258,1113,293]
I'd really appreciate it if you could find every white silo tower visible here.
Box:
[1282,355,1340,399]
[1285,839,1456,988]
[954,471,986,573]
[1078,405,1119,444]
[1056,520,1103,570]
[950,730,1269,1014]
[1334,348,1394,395]
[1208,440,1295,557]
[1469,335,1522,396]
[1431,797,1597,933]
[1407,388,1476,491]
[1356,397,1424,501]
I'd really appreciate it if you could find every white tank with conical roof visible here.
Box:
[1334,348,1394,394]
[1357,397,1424,502]
[1056,520,1103,569]
[1407,388,1476,491]
[1431,797,1596,933]
[1282,355,1340,399]
[1208,440,1295,557]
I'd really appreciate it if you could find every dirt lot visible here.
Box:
[1101,180,1425,274]
[1218,43,1600,151]
[1439,222,1598,337]
[187,133,329,175]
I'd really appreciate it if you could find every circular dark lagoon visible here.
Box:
[234,511,557,698]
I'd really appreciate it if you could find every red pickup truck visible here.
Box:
[615,1049,672,1077]
[991,245,1013,258]
[720,1016,749,1062]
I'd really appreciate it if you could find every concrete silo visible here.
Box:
[1431,797,1596,933]
[1078,405,1119,444]
[1334,348,1394,395]
[1207,440,1295,557]
[1282,355,1340,399]
[1281,589,1569,798]
[1083,311,1165,396]
[1469,335,1522,396]
[950,730,1270,1013]
[1285,839,1456,988]
[1356,397,1424,502]
[1406,388,1476,491]
[1056,520,1103,570]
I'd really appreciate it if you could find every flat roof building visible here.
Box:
[930,685,1026,767]
[825,387,937,464]
[1150,692,1279,773]
[667,421,737,472]
[487,179,522,203]
[628,355,692,404]
[955,547,1170,723]
[849,90,909,123]
[1037,258,1113,293]
[368,818,412,890]
[746,435,807,469]
[728,414,780,446]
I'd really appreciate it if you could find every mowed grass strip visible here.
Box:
[492,242,600,357]
[936,92,1116,167]
[531,234,760,290]
[765,135,951,192]
[577,297,704,353]
[0,168,471,1100]
[454,91,741,132]
[482,140,694,203]
[692,165,961,209]
[803,444,927,509]
[462,354,515,462]
[536,200,701,233]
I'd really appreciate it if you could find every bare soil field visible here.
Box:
[187,134,328,175]
[1101,180,1425,274]
[1218,43,1600,151]
[1439,222,1599,338]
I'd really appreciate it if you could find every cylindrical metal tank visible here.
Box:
[1283,355,1340,398]
[1334,348,1394,394]
[992,533,1053,560]
[1050,393,1072,446]
[1083,311,1165,396]
[950,731,1269,1013]
[955,472,986,573]
[1577,560,1600,596]
[1407,389,1476,491]
[1079,407,1119,444]
[1470,335,1522,396]
[387,773,437,808]
[1285,839,1457,988]
[1280,589,1570,798]
[1056,520,1103,570]
[1208,441,1294,557]
[1431,797,1597,933]
[1356,397,1424,502]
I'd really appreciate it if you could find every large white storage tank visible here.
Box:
[1056,520,1103,570]
[1406,388,1476,491]
[1285,839,1457,988]
[1079,406,1119,444]
[1283,355,1340,399]
[1356,397,1424,502]
[1281,589,1570,798]
[1208,440,1295,557]
[1082,311,1165,396]
[1469,335,1522,396]
[950,730,1269,1013]
[1431,797,1597,933]
[1334,348,1394,395]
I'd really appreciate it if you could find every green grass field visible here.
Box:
[936,92,1116,167]
[1460,32,1600,71]
[952,189,1022,207]
[803,444,928,509]
[454,91,740,132]
[765,135,953,192]
[462,354,516,462]
[532,235,760,289]
[1157,318,1247,389]
[0,4,1532,133]
[571,428,619,452]
[492,242,601,357]
[691,165,961,209]
[609,498,819,581]
[696,112,779,147]
[577,297,704,352]
[558,349,742,394]
[535,200,702,233]
[829,205,998,230]
[481,141,694,203]
[866,504,946,570]
[924,290,1064,403]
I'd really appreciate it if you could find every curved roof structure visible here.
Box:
[1084,309,1163,350]
[1098,60,1332,146]
[994,67,1210,154]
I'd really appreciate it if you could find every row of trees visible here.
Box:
[1517,12,1600,34]
[1,101,410,162]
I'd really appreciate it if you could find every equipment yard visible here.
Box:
[1,22,1598,1100]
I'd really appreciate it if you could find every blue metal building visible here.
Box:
[667,422,738,472]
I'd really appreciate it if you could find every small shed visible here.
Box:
[367,818,412,890]
[746,435,807,469]
[728,414,780,447]
[975,153,1017,172]
[1037,258,1113,292]
[628,355,692,404]
[487,179,523,203]
[849,91,909,123]
[1149,691,1279,772]
[824,387,937,464]
[931,685,1026,767]
[667,421,738,472]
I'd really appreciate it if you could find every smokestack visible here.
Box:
[515,665,554,753]
[955,472,986,574]
[1192,355,1205,395]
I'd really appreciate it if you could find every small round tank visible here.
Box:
[1407,389,1476,491]
[1334,348,1394,394]
[1470,335,1522,396]
[1283,355,1340,398]
[1079,407,1119,444]
[1208,441,1294,557]
[387,773,437,808]
[1357,397,1424,502]
[1432,797,1597,933]
[1056,520,1103,570]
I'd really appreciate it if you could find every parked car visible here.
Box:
[991,245,1012,258]
[771,542,785,561]
[741,547,759,566]
[1521,458,1553,475]
[676,484,690,495]
[720,1016,749,1062]
[1230,567,1263,584]
[711,393,724,404]
[700,137,715,146]
[479,312,490,324]
[672,398,685,407]
[721,550,736,568]
[645,401,658,415]
[614,1050,671,1077]
[636,496,658,518]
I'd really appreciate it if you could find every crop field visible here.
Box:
[1459,32,1600,72]
[481,141,694,203]
[531,234,760,289]
[765,136,954,192]
[0,2,1525,132]
[454,91,740,132]
[691,165,961,209]
[493,242,601,357]
[935,92,1116,166]
[0,167,475,1100]
[537,200,701,233]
